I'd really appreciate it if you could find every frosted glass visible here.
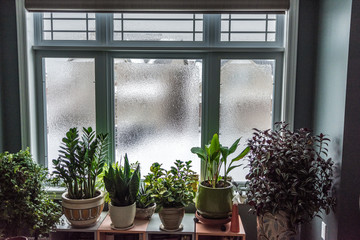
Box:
[219,59,275,181]
[45,58,96,173]
[114,59,202,176]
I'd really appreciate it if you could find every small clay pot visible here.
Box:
[135,204,156,220]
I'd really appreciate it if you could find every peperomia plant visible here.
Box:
[191,133,249,188]
[246,122,336,230]
[145,160,196,209]
[103,154,140,206]
[52,127,109,199]
[0,149,62,239]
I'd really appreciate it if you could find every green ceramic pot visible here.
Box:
[195,181,233,219]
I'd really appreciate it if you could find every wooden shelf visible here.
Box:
[195,216,246,240]
[52,212,246,240]
[97,214,149,240]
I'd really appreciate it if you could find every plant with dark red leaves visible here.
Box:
[246,122,335,230]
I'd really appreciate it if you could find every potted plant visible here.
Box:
[103,154,140,229]
[135,183,156,220]
[145,160,196,231]
[191,133,249,219]
[246,123,336,240]
[52,127,108,227]
[0,149,62,239]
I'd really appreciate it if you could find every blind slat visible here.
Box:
[25,0,290,12]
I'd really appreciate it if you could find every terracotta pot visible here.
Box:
[62,190,104,228]
[135,203,156,220]
[195,181,233,219]
[109,202,136,228]
[257,211,300,240]
[159,207,185,231]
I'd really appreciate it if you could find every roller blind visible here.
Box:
[25,0,290,13]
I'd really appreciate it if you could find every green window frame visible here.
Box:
[32,13,286,180]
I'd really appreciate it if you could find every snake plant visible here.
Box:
[103,154,140,206]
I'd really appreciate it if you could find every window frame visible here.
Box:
[32,12,286,180]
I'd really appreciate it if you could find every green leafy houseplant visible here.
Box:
[52,127,109,227]
[103,154,140,228]
[145,160,196,209]
[191,133,250,188]
[136,183,155,209]
[103,154,140,207]
[52,127,109,199]
[0,149,62,239]
[246,123,336,238]
[191,133,249,219]
[145,160,196,230]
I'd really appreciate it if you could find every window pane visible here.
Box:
[221,14,280,43]
[219,59,275,181]
[113,13,204,42]
[114,58,202,176]
[42,12,96,41]
[44,58,96,172]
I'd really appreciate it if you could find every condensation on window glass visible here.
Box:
[42,12,96,41]
[113,13,203,42]
[219,59,275,181]
[114,58,202,176]
[44,58,96,172]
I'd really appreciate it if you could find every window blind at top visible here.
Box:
[25,0,290,13]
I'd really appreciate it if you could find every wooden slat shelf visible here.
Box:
[52,212,246,240]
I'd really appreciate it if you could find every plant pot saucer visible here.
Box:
[110,223,135,231]
[159,224,183,232]
[195,211,231,225]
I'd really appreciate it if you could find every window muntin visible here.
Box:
[114,58,202,176]
[221,14,279,42]
[42,13,96,41]
[219,59,275,180]
[113,13,204,41]
[34,12,286,181]
[44,58,96,171]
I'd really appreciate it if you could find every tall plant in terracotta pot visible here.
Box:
[52,127,108,227]
[103,154,140,229]
[191,134,249,219]
[246,123,336,240]
[145,160,196,231]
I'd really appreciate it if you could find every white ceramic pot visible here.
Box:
[62,190,104,228]
[109,202,136,228]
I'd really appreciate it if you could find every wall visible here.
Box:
[297,0,360,240]
[337,0,360,238]
[293,0,319,130]
[0,0,22,152]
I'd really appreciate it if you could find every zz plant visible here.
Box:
[191,133,249,188]
[246,122,336,230]
[52,127,109,199]
[145,160,196,209]
[103,154,140,206]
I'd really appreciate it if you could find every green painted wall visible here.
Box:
[0,0,22,153]
[337,0,360,238]
[300,0,353,239]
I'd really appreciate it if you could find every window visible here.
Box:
[33,13,286,180]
